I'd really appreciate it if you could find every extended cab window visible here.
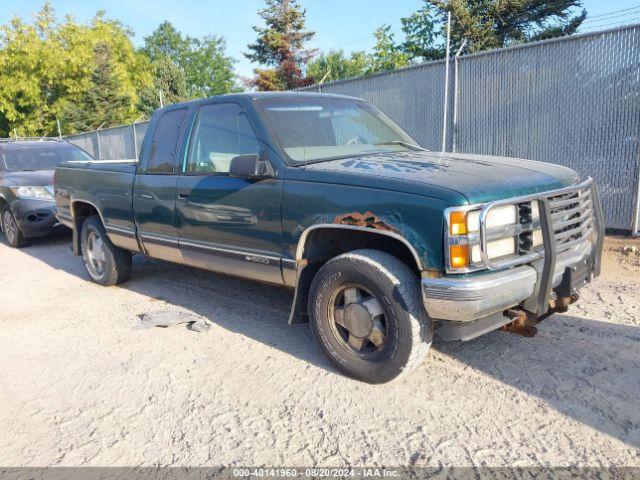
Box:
[147,108,187,174]
[184,103,260,174]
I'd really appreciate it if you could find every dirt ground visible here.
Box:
[0,233,639,468]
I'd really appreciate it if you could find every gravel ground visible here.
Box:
[0,233,639,467]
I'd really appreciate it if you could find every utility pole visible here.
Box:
[56,118,62,139]
[441,11,452,153]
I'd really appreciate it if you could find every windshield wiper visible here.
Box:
[373,140,428,151]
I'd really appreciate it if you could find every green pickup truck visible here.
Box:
[54,92,604,383]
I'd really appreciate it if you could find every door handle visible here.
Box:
[177,188,191,200]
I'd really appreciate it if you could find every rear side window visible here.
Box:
[147,108,187,174]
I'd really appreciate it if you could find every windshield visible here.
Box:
[257,96,421,164]
[2,144,93,172]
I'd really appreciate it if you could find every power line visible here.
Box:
[579,17,640,32]
[584,4,640,19]
[583,8,640,24]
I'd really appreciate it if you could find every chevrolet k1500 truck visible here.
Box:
[54,92,604,383]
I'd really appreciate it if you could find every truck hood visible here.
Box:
[3,169,54,187]
[302,151,580,204]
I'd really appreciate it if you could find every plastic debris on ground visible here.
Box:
[135,310,211,333]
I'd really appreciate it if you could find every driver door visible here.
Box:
[175,101,283,285]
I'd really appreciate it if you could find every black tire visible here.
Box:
[308,249,432,384]
[2,206,27,248]
[81,215,132,286]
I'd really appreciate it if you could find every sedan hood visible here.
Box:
[302,151,579,204]
[3,169,54,187]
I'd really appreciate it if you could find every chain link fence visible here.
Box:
[66,24,640,233]
[68,122,149,161]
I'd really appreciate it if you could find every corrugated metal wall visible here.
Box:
[66,24,640,232]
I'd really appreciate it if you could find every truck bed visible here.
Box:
[54,160,139,252]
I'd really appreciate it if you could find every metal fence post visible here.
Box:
[441,12,451,153]
[633,163,640,235]
[96,130,102,159]
[132,123,138,160]
[452,40,467,153]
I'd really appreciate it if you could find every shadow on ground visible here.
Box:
[14,233,640,449]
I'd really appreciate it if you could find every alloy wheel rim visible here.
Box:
[328,284,388,358]
[3,211,16,244]
[86,231,107,277]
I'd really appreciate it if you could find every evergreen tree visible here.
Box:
[245,0,316,90]
[138,56,188,116]
[398,0,587,60]
[63,43,131,132]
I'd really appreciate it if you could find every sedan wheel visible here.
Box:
[2,207,26,248]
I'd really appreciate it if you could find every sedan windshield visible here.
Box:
[2,144,92,172]
[257,96,422,164]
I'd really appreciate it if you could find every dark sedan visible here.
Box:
[0,139,93,247]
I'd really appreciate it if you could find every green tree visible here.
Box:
[0,3,151,136]
[138,56,188,116]
[245,0,316,90]
[306,50,370,83]
[367,26,410,74]
[63,43,132,132]
[142,21,237,98]
[400,5,443,61]
[398,0,586,59]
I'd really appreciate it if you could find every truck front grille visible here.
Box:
[547,186,594,254]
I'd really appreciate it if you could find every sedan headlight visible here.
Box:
[10,186,54,201]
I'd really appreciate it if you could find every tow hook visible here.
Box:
[549,292,580,313]
[501,309,538,337]
[501,293,580,338]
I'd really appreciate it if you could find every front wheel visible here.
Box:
[81,216,132,286]
[2,206,27,248]
[308,249,432,384]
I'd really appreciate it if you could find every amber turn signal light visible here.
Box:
[449,211,468,235]
[449,244,469,268]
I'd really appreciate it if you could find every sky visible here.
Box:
[0,0,638,79]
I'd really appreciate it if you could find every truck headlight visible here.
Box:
[10,186,54,201]
[447,204,518,270]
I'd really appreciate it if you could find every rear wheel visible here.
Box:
[308,249,432,384]
[2,206,27,248]
[81,216,131,286]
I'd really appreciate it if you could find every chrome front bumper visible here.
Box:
[422,240,594,322]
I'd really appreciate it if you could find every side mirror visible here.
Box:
[229,154,271,179]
